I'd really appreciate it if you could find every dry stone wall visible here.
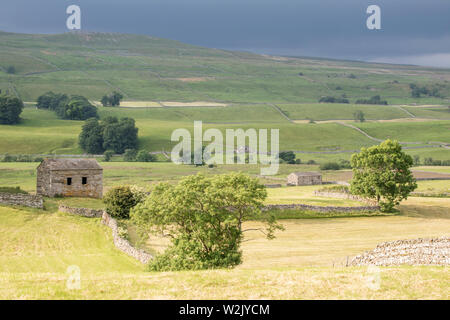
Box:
[58,204,103,218]
[314,191,377,205]
[264,203,379,213]
[57,204,152,264]
[0,192,43,209]
[101,211,153,264]
[350,237,450,266]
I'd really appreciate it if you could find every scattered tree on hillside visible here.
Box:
[101,91,124,107]
[103,186,142,219]
[355,95,388,105]
[123,149,137,161]
[319,96,349,104]
[319,162,341,170]
[36,92,97,120]
[131,173,283,271]
[350,140,417,212]
[279,151,296,164]
[78,118,105,154]
[103,150,114,162]
[78,116,139,154]
[6,66,16,74]
[103,118,138,153]
[136,150,156,162]
[57,95,98,120]
[409,83,443,99]
[353,110,365,122]
[0,94,23,124]
[36,92,68,111]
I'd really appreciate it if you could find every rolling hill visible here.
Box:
[1,31,450,104]
[0,31,449,160]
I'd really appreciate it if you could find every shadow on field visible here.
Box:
[399,204,450,219]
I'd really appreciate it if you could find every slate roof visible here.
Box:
[40,158,103,171]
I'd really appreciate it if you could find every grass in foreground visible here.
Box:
[0,266,448,299]
[0,196,449,299]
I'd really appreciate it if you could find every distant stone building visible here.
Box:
[287,172,322,186]
[36,159,103,198]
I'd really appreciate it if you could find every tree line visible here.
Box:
[37,92,98,120]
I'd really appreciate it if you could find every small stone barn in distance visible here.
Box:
[287,172,322,186]
[36,159,103,198]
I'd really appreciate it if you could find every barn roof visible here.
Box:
[40,158,103,171]
[289,172,321,177]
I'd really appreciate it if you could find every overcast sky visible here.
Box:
[1,0,450,67]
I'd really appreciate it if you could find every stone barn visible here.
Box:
[287,172,322,186]
[36,159,103,198]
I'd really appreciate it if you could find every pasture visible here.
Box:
[1,106,449,162]
[0,195,448,299]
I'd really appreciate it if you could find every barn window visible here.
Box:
[82,177,87,185]
[67,177,72,185]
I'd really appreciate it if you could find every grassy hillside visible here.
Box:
[0,31,449,159]
[1,31,450,104]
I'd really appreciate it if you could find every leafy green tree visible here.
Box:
[279,151,296,164]
[56,95,98,120]
[319,96,349,103]
[78,116,139,154]
[6,66,16,74]
[131,173,283,271]
[101,95,110,107]
[0,94,23,124]
[319,162,341,170]
[353,110,365,122]
[350,140,417,212]
[78,118,104,154]
[355,95,388,105]
[136,150,156,162]
[103,150,114,162]
[123,149,137,162]
[103,186,139,219]
[36,92,56,109]
[111,91,123,106]
[101,91,124,107]
[103,118,138,154]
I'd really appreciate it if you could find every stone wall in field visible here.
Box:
[58,204,103,218]
[58,204,152,264]
[0,192,44,209]
[101,211,153,264]
[350,237,450,266]
[313,191,377,205]
[263,203,379,213]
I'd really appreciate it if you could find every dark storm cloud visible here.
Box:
[0,0,449,67]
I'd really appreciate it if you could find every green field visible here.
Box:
[278,103,410,120]
[1,106,449,162]
[0,195,449,299]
